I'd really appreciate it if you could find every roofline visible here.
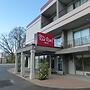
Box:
[41,0,53,11]
[26,15,41,28]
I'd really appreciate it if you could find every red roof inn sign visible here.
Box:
[35,32,54,47]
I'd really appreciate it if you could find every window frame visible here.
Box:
[67,0,88,13]
[73,27,90,46]
[54,35,62,47]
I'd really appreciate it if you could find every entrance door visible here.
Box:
[57,56,63,74]
[51,56,63,74]
[51,56,56,73]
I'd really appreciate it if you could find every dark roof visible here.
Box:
[26,15,41,28]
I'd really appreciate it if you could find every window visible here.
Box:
[34,33,37,44]
[80,0,88,5]
[75,55,83,71]
[74,31,81,46]
[53,15,57,21]
[74,28,90,46]
[84,56,90,72]
[81,28,89,44]
[58,57,63,71]
[67,4,73,12]
[75,1,80,8]
[81,28,89,37]
[75,54,90,72]
[67,0,88,13]
[54,36,62,47]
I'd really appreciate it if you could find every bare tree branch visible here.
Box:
[9,26,26,49]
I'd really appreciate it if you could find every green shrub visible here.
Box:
[38,61,49,80]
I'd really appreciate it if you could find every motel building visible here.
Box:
[15,0,90,80]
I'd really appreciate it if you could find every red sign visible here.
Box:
[37,32,54,47]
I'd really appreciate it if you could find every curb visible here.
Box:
[8,68,90,90]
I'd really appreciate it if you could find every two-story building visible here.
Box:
[15,0,90,80]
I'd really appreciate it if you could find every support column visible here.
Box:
[62,30,67,48]
[28,57,30,68]
[68,55,75,74]
[49,55,51,76]
[30,50,35,80]
[82,55,85,75]
[20,52,25,76]
[15,53,18,73]
[56,0,60,19]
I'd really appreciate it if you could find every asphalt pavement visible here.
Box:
[0,64,90,90]
[0,64,61,90]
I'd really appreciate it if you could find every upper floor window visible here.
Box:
[67,0,88,13]
[54,36,62,47]
[53,15,57,21]
[67,4,73,12]
[81,0,88,4]
[75,1,80,8]
[73,28,90,46]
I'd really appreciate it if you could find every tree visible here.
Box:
[0,26,26,63]
[9,27,26,50]
[0,34,14,54]
[0,34,15,63]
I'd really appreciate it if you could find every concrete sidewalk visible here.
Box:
[30,74,90,89]
[9,68,90,89]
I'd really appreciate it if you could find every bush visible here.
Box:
[38,61,49,80]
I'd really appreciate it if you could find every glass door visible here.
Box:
[57,56,63,71]
[51,56,56,73]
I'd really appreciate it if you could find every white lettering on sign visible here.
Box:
[38,34,53,44]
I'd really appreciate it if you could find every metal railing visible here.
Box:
[59,9,67,18]
[58,0,88,18]
[65,35,90,48]
[74,36,90,46]
[41,0,88,28]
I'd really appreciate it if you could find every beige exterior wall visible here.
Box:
[26,17,41,44]
[68,56,75,74]
[67,30,73,47]
[68,55,76,74]
[41,0,90,33]
[26,0,90,45]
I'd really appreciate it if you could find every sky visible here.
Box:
[0,0,47,34]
